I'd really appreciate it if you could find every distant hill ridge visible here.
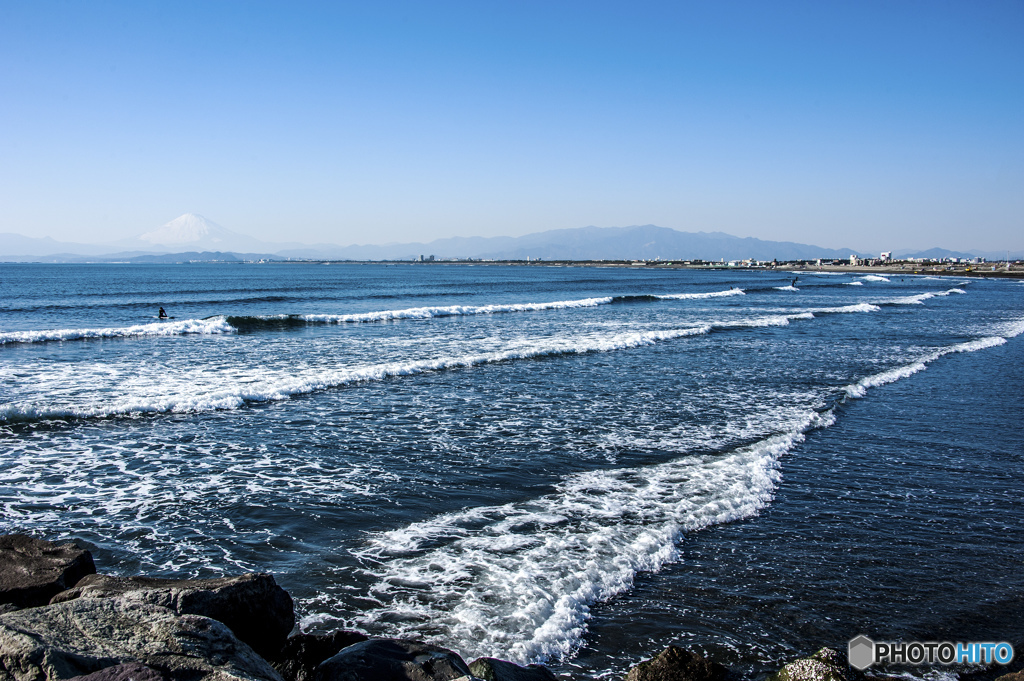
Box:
[278,224,868,262]
[1,217,1013,262]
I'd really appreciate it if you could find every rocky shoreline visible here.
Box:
[1,535,1019,681]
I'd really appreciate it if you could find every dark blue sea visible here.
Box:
[2,263,1022,677]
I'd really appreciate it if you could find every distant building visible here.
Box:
[850,255,860,266]
[880,251,891,262]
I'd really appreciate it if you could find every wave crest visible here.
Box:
[347,411,834,664]
[0,318,235,345]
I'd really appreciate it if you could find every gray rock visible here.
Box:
[625,647,728,681]
[314,639,472,681]
[767,648,850,681]
[468,657,556,681]
[0,535,96,609]
[271,632,369,681]
[52,573,294,661]
[66,662,166,681]
[0,596,283,681]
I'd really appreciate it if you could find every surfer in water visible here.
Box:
[158,307,168,319]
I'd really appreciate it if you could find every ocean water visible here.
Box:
[1,263,1022,677]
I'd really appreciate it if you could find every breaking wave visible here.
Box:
[247,297,617,328]
[0,326,711,423]
[881,288,966,306]
[809,303,881,314]
[0,311,828,424]
[1,290,754,344]
[347,410,835,664]
[336,325,1017,665]
[992,318,1024,339]
[0,318,235,345]
[656,289,745,300]
[843,336,1007,398]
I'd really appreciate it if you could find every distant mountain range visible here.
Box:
[277,225,871,262]
[1,214,1016,263]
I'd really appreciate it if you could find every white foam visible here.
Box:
[0,325,711,422]
[774,285,798,291]
[888,294,931,305]
[809,303,881,314]
[844,335,1007,398]
[0,434,393,576]
[657,289,744,300]
[297,297,615,323]
[708,313,816,331]
[843,361,929,398]
[347,410,835,664]
[947,336,1008,353]
[1,310,831,423]
[992,318,1024,338]
[0,318,235,345]
[882,288,966,305]
[597,390,825,459]
[860,275,890,282]
[844,281,864,286]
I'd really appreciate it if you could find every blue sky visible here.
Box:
[1,1,1021,252]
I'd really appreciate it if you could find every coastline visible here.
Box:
[250,259,1024,279]
[3,534,1021,681]
[4,257,1022,280]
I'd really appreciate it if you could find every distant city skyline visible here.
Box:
[1,1,1021,253]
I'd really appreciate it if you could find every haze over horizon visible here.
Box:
[2,2,1021,254]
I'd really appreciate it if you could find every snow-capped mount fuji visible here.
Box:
[134,213,267,252]
[139,213,231,245]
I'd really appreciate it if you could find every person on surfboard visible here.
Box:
[158,307,168,319]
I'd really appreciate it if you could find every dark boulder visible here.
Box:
[0,596,283,681]
[66,662,167,681]
[272,631,369,681]
[469,657,557,681]
[625,646,729,681]
[314,638,472,681]
[0,534,96,609]
[52,569,294,659]
[51,572,294,661]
